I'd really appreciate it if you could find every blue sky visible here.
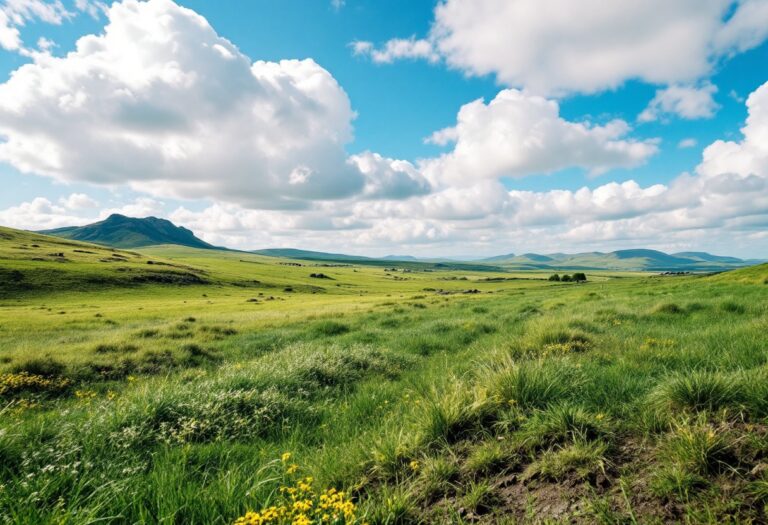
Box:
[0,0,767,257]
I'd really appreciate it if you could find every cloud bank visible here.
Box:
[355,0,768,96]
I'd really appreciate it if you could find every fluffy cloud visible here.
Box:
[349,152,431,199]
[421,89,659,185]
[352,37,439,64]
[0,197,89,230]
[0,0,72,51]
[678,138,698,149]
[639,83,719,122]
[0,0,370,209]
[60,193,99,209]
[358,0,768,95]
[697,81,768,180]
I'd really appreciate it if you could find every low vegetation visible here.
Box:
[1,227,767,523]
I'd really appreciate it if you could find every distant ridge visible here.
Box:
[39,215,761,271]
[479,249,760,271]
[251,248,370,262]
[41,214,217,250]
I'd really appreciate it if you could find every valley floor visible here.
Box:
[1,233,767,523]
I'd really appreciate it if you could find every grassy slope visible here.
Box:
[710,262,768,284]
[0,229,767,523]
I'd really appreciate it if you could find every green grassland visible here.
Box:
[1,226,767,524]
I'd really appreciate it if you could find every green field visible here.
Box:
[1,226,768,524]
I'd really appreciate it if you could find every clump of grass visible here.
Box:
[369,429,418,481]
[525,439,608,481]
[464,440,516,476]
[417,455,458,501]
[663,420,736,475]
[652,418,738,499]
[11,357,66,377]
[403,334,448,356]
[312,320,351,336]
[649,370,745,415]
[652,303,685,315]
[520,402,611,450]
[482,357,581,411]
[460,480,497,514]
[720,301,746,314]
[415,382,494,446]
[360,485,417,525]
[94,343,139,354]
[537,329,592,353]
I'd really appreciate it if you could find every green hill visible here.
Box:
[711,262,768,284]
[0,226,207,296]
[41,214,217,250]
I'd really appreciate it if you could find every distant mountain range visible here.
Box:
[41,214,218,250]
[477,249,763,271]
[37,215,764,271]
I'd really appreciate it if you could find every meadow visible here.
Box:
[1,226,767,524]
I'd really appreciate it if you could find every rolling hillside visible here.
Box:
[0,226,208,296]
[711,262,768,284]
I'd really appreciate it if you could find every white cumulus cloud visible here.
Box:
[357,0,768,96]
[639,83,719,122]
[0,0,370,209]
[420,89,659,185]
